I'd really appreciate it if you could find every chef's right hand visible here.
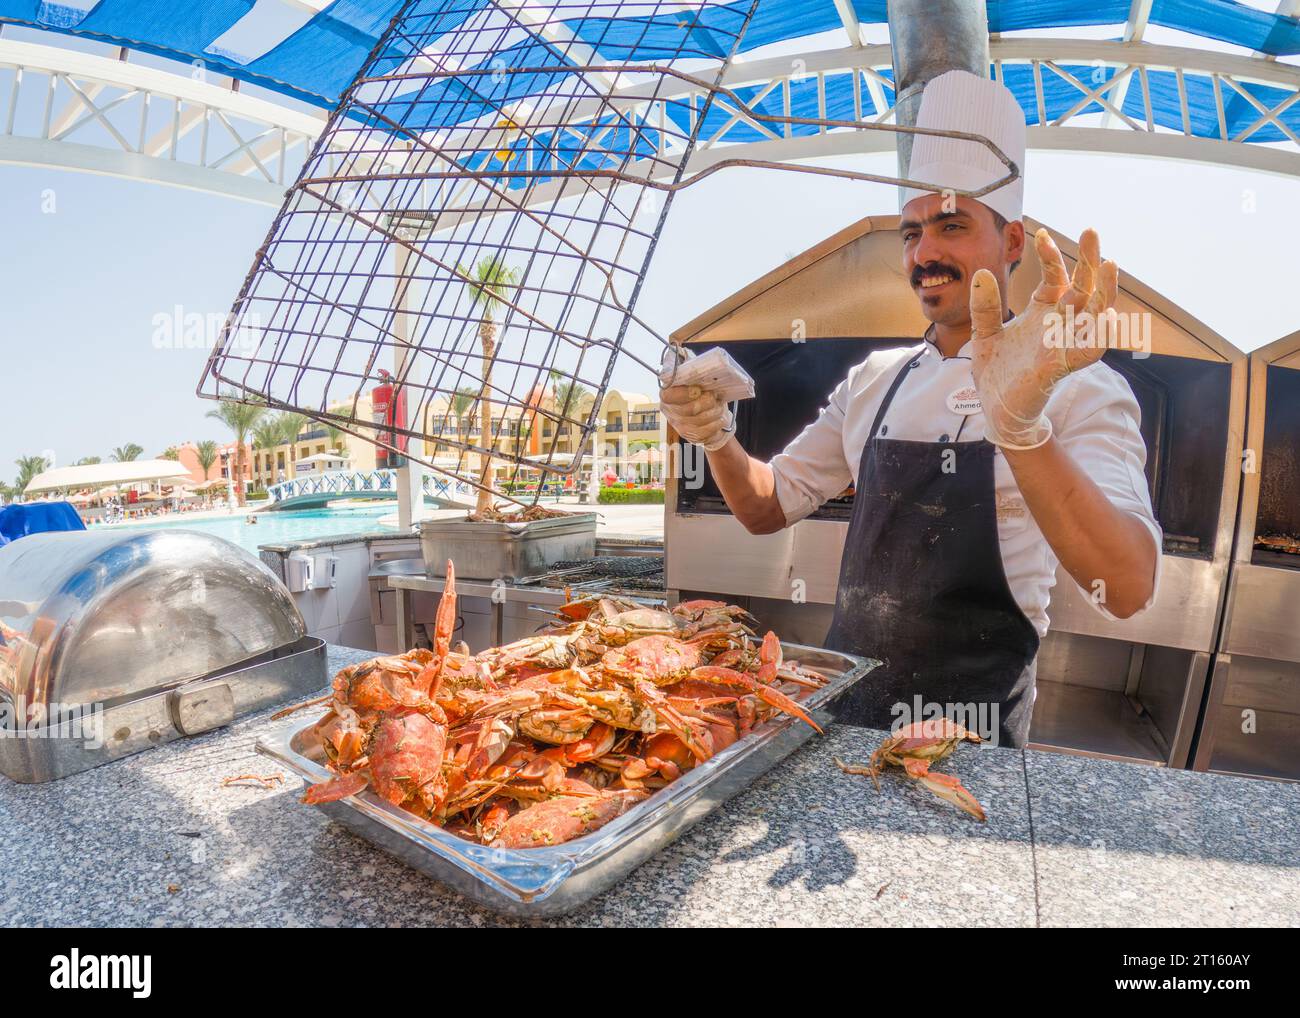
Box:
[660,383,735,451]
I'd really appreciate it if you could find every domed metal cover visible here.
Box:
[0,529,304,709]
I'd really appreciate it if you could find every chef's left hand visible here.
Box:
[968,228,1119,449]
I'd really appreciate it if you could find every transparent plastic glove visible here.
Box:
[659,383,736,451]
[969,228,1120,450]
[658,346,752,452]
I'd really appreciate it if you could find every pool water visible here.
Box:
[98,504,400,553]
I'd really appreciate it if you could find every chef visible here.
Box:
[659,70,1162,748]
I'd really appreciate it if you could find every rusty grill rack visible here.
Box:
[522,553,665,591]
[198,0,1018,506]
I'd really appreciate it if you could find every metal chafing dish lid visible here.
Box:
[0,529,304,711]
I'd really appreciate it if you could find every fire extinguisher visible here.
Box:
[372,370,408,469]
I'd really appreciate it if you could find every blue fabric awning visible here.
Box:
[1,0,1297,129]
[0,0,408,106]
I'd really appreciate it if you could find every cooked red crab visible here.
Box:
[600,635,702,686]
[489,788,647,848]
[300,589,831,849]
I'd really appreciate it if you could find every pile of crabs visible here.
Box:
[298,560,830,848]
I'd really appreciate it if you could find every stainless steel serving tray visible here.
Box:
[257,642,876,917]
[418,513,597,580]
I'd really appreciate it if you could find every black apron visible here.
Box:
[824,348,1040,748]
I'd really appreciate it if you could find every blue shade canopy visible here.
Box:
[2,0,1300,141]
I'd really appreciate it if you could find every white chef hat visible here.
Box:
[898,70,1026,223]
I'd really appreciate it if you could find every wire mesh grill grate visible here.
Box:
[198,0,1016,507]
[199,0,760,506]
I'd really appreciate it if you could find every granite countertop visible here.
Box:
[1,646,1296,927]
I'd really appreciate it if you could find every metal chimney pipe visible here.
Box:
[887,0,991,175]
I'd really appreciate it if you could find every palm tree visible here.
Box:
[449,386,478,457]
[458,255,520,512]
[516,415,534,449]
[324,424,345,454]
[112,444,143,462]
[250,412,306,482]
[205,394,266,507]
[14,455,49,499]
[276,412,309,476]
[74,456,101,466]
[251,420,280,449]
[160,447,180,461]
[251,419,283,485]
[549,369,592,424]
[194,440,219,479]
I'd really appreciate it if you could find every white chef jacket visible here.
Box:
[769,334,1163,637]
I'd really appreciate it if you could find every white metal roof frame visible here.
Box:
[2,6,1300,207]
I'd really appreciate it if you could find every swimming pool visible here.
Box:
[98,504,400,553]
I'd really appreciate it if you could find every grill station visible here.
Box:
[523,556,667,594]
[666,214,1266,772]
[1194,331,1300,781]
[1024,261,1245,769]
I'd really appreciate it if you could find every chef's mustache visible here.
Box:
[911,262,961,287]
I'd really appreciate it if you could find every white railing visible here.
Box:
[0,37,326,204]
[8,32,1299,214]
[436,37,1300,224]
[266,469,475,504]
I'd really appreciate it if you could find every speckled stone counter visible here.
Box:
[0,647,1296,927]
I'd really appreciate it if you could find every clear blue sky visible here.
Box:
[4,122,1300,482]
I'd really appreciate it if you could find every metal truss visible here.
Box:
[445,35,1300,221]
[0,37,326,204]
[5,27,1300,208]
